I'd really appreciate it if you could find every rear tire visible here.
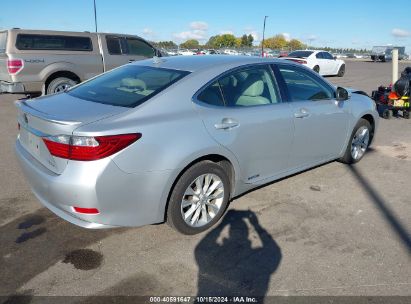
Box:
[337,64,345,77]
[313,65,320,73]
[403,111,410,119]
[166,161,230,235]
[46,77,77,95]
[339,118,372,164]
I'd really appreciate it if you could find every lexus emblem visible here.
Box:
[24,114,28,124]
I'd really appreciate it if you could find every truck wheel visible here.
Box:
[337,64,345,77]
[46,77,78,95]
[313,65,320,73]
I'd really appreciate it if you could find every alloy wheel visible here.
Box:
[180,174,224,227]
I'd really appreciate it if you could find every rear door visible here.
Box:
[0,31,11,82]
[275,64,349,168]
[194,65,295,183]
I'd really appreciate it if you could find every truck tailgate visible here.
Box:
[0,53,11,82]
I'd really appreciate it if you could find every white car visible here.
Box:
[178,49,195,56]
[282,50,346,77]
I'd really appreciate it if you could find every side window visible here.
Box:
[278,66,334,101]
[125,38,155,57]
[197,82,225,106]
[15,34,92,51]
[324,52,334,59]
[106,36,122,55]
[219,66,280,107]
[316,52,324,59]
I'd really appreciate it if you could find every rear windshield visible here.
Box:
[0,32,7,53]
[288,51,313,58]
[16,34,92,51]
[68,65,190,107]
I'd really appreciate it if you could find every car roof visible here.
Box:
[132,55,286,73]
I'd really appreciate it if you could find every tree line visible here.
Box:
[151,33,370,53]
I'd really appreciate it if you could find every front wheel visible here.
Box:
[167,161,230,235]
[337,64,345,77]
[339,119,372,164]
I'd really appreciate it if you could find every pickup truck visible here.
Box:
[0,28,162,95]
[371,46,406,62]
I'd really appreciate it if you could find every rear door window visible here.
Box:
[197,82,225,106]
[0,32,7,53]
[218,66,280,107]
[16,34,92,51]
[316,52,324,59]
[68,65,190,107]
[125,38,155,57]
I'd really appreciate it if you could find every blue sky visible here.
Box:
[1,0,410,50]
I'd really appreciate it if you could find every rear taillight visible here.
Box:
[73,207,100,214]
[42,133,141,161]
[7,59,24,75]
[287,59,307,64]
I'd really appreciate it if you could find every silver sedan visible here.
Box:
[15,56,378,235]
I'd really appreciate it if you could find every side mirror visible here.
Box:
[336,87,349,101]
[333,56,337,60]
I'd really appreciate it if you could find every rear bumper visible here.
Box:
[15,139,174,229]
[0,81,25,93]
[1,80,43,94]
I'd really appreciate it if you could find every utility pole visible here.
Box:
[93,0,98,32]
[261,16,268,57]
[392,48,399,84]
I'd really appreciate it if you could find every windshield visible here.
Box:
[68,65,190,107]
[288,51,313,58]
[372,46,386,53]
[0,32,7,53]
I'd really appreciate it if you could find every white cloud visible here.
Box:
[141,28,156,40]
[190,21,208,31]
[173,30,207,41]
[392,28,410,38]
[307,34,318,41]
[174,21,209,42]
[282,33,291,42]
[219,30,234,35]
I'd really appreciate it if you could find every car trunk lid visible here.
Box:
[16,93,130,174]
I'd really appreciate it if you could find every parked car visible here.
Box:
[0,28,161,95]
[15,56,378,235]
[371,46,406,62]
[281,50,346,77]
[178,49,196,56]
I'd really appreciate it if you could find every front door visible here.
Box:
[275,64,349,169]
[194,65,295,183]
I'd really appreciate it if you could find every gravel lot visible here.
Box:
[0,59,410,301]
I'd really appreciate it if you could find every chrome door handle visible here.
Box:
[214,118,239,130]
[294,108,310,118]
